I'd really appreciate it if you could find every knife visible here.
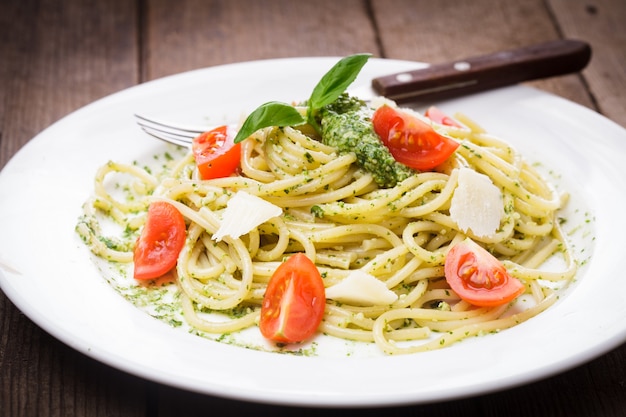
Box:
[371,39,591,103]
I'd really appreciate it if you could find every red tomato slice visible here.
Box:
[192,125,241,180]
[133,201,186,280]
[444,238,525,307]
[424,106,463,128]
[372,105,459,171]
[260,253,326,344]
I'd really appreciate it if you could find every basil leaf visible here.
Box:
[308,53,371,111]
[233,54,371,142]
[233,101,305,143]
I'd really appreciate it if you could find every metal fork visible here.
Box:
[134,113,209,147]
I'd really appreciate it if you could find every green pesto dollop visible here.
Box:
[320,98,415,188]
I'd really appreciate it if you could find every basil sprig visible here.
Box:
[306,53,371,133]
[233,101,305,144]
[233,53,371,143]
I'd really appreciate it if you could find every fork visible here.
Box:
[134,113,208,147]
[135,40,591,147]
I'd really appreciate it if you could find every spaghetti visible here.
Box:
[76,103,577,355]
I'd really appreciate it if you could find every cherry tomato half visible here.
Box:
[372,105,459,171]
[259,253,326,344]
[192,125,242,180]
[444,238,525,307]
[133,201,186,280]
[424,106,463,128]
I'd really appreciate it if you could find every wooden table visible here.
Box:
[1,0,625,415]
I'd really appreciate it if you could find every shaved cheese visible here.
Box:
[449,167,503,238]
[326,269,398,306]
[212,191,282,242]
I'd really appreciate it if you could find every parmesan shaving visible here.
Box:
[326,270,398,306]
[449,167,504,238]
[212,191,282,242]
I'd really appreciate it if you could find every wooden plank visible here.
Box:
[1,0,623,415]
[152,383,482,417]
[0,1,146,416]
[0,0,141,169]
[549,0,626,126]
[371,0,595,108]
[142,0,379,80]
[482,343,626,417]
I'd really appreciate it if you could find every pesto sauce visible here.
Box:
[321,107,415,188]
[98,260,322,356]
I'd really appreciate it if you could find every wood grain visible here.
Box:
[372,39,592,102]
[1,0,625,416]
[549,0,626,126]
[371,0,595,108]
[1,1,146,416]
[0,0,140,169]
[142,0,379,80]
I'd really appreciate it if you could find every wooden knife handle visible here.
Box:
[371,39,591,103]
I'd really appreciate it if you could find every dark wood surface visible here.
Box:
[1,0,625,415]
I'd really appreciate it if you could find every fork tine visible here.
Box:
[138,125,195,147]
[134,113,207,135]
[134,113,208,147]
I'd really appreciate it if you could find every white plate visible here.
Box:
[1,57,625,407]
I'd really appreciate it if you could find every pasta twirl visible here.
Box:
[76,110,577,355]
